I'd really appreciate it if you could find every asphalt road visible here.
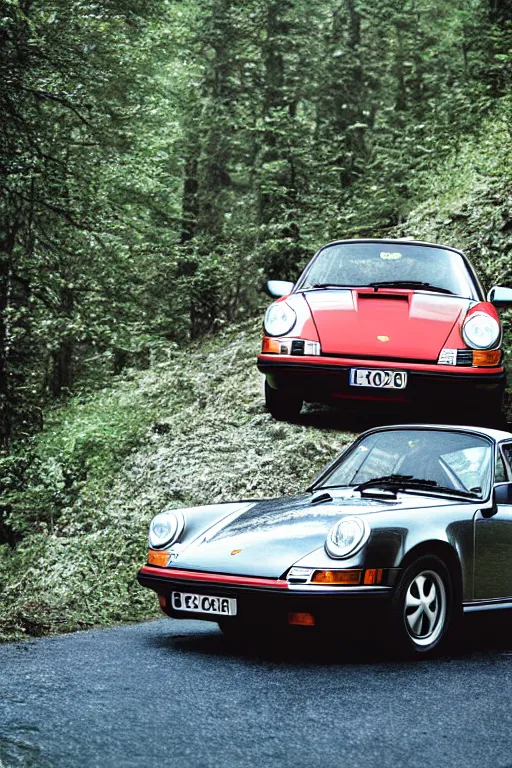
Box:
[1,615,512,768]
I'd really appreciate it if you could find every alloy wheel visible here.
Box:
[404,569,447,648]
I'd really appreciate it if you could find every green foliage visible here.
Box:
[0,321,350,640]
[2,0,512,639]
[2,0,512,447]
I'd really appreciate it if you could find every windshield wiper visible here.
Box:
[354,474,435,491]
[417,485,480,499]
[304,283,353,290]
[367,280,454,295]
[353,474,479,499]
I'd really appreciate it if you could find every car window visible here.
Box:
[298,243,479,299]
[500,443,512,479]
[441,446,491,493]
[495,452,508,483]
[317,429,492,499]
[339,444,403,485]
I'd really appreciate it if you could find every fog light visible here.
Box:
[304,340,321,355]
[438,349,457,365]
[288,612,316,626]
[148,549,170,567]
[158,594,167,610]
[311,570,362,585]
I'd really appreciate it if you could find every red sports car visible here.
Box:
[257,239,512,421]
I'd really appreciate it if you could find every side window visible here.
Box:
[501,443,512,480]
[442,445,490,492]
[495,453,508,484]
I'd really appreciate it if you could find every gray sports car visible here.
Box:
[137,424,512,656]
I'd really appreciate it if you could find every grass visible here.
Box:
[2,110,512,641]
[0,320,353,641]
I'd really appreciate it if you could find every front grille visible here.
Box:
[456,349,474,366]
[290,340,305,355]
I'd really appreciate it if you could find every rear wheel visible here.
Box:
[389,555,455,657]
[264,380,302,421]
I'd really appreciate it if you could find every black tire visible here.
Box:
[264,380,302,421]
[389,554,456,657]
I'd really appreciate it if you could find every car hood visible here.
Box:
[173,492,450,578]
[303,289,469,360]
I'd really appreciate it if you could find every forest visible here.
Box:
[1,0,512,638]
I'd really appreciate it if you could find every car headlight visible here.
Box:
[462,312,500,350]
[325,516,370,559]
[264,302,296,337]
[149,510,185,549]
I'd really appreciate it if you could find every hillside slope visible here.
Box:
[0,321,354,640]
[2,114,512,642]
[397,116,512,296]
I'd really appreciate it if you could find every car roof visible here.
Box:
[320,239,465,256]
[365,423,512,442]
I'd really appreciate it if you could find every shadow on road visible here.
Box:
[294,401,510,434]
[148,611,512,666]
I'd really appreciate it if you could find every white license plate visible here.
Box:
[349,368,407,389]
[171,591,237,616]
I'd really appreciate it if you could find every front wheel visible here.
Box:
[264,380,302,421]
[389,555,455,657]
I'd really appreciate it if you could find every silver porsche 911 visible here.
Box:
[137,424,512,656]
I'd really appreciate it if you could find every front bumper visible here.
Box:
[257,354,506,406]
[137,565,394,629]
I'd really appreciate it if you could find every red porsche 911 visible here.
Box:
[257,239,512,422]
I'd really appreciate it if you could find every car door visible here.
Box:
[474,442,512,601]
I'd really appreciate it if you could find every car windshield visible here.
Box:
[316,429,492,500]
[298,243,479,299]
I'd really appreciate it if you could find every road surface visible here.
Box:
[1,615,512,767]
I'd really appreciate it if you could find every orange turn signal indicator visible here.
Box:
[472,349,501,367]
[288,612,316,626]
[148,549,170,567]
[262,336,282,354]
[311,570,362,585]
[363,568,384,585]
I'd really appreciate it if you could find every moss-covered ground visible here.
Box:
[0,321,355,640]
[2,116,511,641]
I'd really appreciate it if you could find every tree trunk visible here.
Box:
[50,284,74,396]
[0,230,15,450]
[180,152,199,244]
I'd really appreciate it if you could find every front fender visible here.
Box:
[289,504,474,599]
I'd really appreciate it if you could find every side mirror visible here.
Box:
[494,482,512,506]
[481,483,512,518]
[487,286,512,308]
[266,280,294,299]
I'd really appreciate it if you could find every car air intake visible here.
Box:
[456,349,474,366]
[357,292,409,302]
[310,492,333,505]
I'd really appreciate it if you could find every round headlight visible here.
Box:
[264,302,296,337]
[325,516,370,559]
[149,510,185,549]
[462,313,500,350]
